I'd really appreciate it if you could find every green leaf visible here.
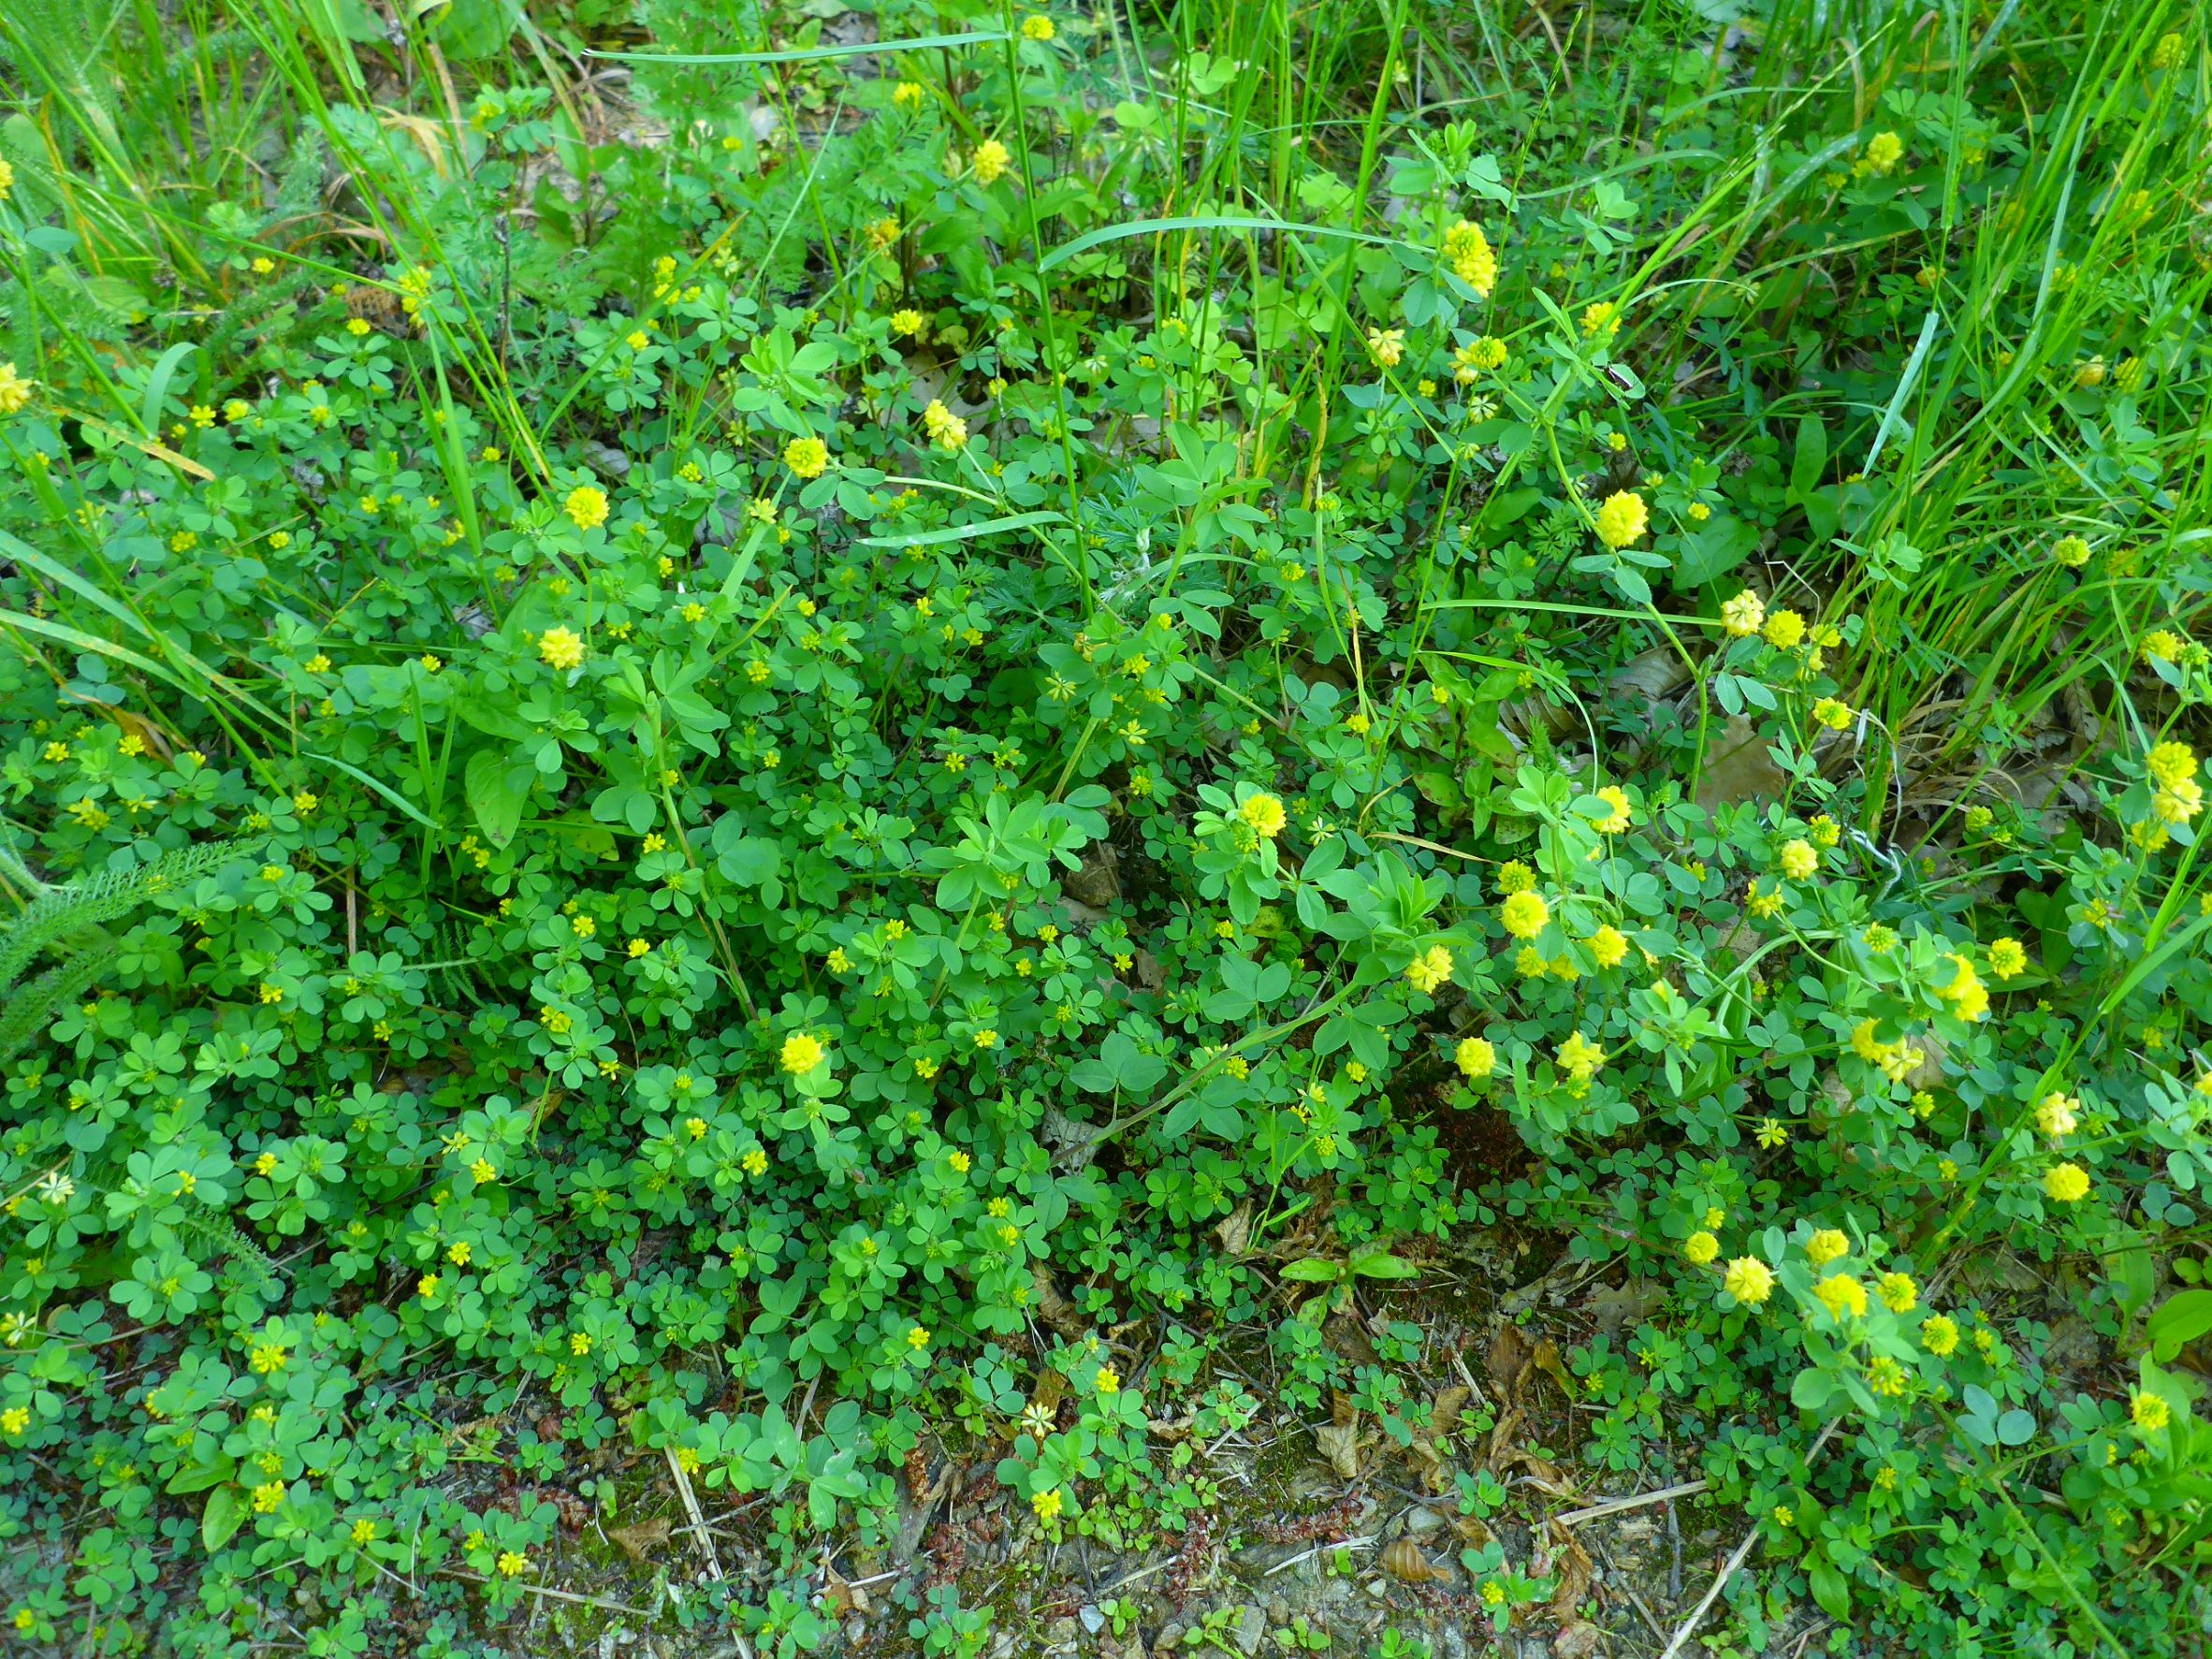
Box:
[139,342,200,439]
[589,30,1010,66]
[1280,1258,1346,1284]
[419,0,520,57]
[464,749,529,850]
[1807,1553,1852,1621]
[202,1487,243,1551]
[1070,1032,1168,1096]
[2147,1289,2212,1361]
[858,510,1068,550]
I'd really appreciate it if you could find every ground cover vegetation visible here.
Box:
[1,0,2210,1654]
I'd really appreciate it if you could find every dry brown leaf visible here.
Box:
[823,1566,871,1616]
[1315,1419,1361,1479]
[1031,1265,1087,1338]
[1331,1390,1359,1429]
[1551,1619,1604,1659]
[1215,1201,1254,1258]
[1503,1448,1577,1498]
[1487,1325,1533,1399]
[1531,1338,1575,1403]
[1431,1384,1470,1438]
[1030,1368,1067,1419]
[1452,1512,1501,1553]
[1586,1281,1666,1337]
[1379,1537,1445,1583]
[1484,1405,1525,1469]
[1547,1520,1594,1620]
[607,1516,671,1561]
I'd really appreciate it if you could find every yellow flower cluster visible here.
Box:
[1240,792,1287,837]
[1933,952,1989,1022]
[923,399,969,451]
[783,436,830,478]
[1404,944,1454,994]
[1501,890,1549,939]
[1594,490,1648,549]
[1851,1018,1924,1084]
[972,139,1013,184]
[1442,220,1497,297]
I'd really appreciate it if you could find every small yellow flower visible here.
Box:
[538,626,586,671]
[894,81,925,109]
[2132,1390,2172,1432]
[1032,1487,1064,1521]
[563,486,608,530]
[1240,793,1287,837]
[2053,534,2091,567]
[1587,925,1628,969]
[1720,589,1766,637]
[2035,1092,2079,1139]
[2045,1162,2090,1202]
[350,1519,377,1546]
[1724,1258,1775,1305]
[1806,1229,1849,1267]
[1442,220,1497,296]
[1580,300,1620,338]
[1762,608,1807,649]
[1877,1273,1918,1313]
[1365,327,1405,368]
[1020,13,1055,40]
[1555,1031,1605,1084]
[1921,1314,1958,1355]
[1814,1273,1869,1322]
[2,360,45,414]
[417,1273,440,1299]
[1684,1230,1720,1265]
[972,139,1013,184]
[1860,131,1904,175]
[1594,490,1648,549]
[1094,1364,1119,1394]
[780,1033,826,1075]
[1404,944,1454,994]
[1454,1037,1496,1079]
[907,1325,931,1349]
[1501,891,1550,939]
[1779,839,1818,880]
[1592,785,1632,835]
[497,1550,530,1578]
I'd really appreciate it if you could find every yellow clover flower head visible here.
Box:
[538,627,586,672]
[562,485,608,530]
[1720,589,1766,637]
[1815,1273,1869,1322]
[1501,890,1550,939]
[780,1032,826,1075]
[1454,1037,1496,1080]
[1724,1257,1775,1305]
[2045,1162,2089,1202]
[1594,490,1648,549]
[972,138,1013,185]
